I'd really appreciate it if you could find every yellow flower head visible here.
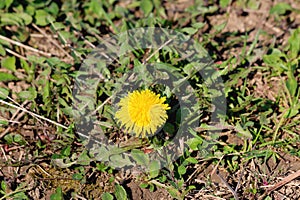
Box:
[115,89,170,137]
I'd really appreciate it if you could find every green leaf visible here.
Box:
[18,88,37,100]
[288,28,300,59]
[286,74,297,97]
[149,160,160,178]
[270,3,292,15]
[102,192,114,200]
[220,0,231,8]
[61,146,71,157]
[0,44,6,56]
[35,10,51,26]
[0,88,9,99]
[12,191,29,200]
[5,0,13,9]
[181,27,198,35]
[0,119,8,125]
[77,150,90,166]
[50,187,64,200]
[178,165,186,175]
[114,184,127,200]
[1,181,7,191]
[110,154,133,168]
[14,134,26,145]
[4,134,13,144]
[20,13,33,25]
[1,56,16,71]
[72,173,83,180]
[131,149,149,166]
[186,157,198,164]
[0,72,17,82]
[140,0,153,16]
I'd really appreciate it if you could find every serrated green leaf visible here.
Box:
[131,149,149,166]
[1,56,16,71]
[61,146,71,157]
[77,150,90,166]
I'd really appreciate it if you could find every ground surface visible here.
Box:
[0,0,299,200]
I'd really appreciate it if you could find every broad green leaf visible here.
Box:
[72,173,83,180]
[178,165,186,175]
[18,13,33,25]
[140,0,153,16]
[0,44,6,56]
[149,160,160,178]
[220,0,231,8]
[181,27,198,35]
[110,154,133,168]
[186,157,198,164]
[14,134,26,145]
[0,119,9,125]
[77,150,90,166]
[4,134,13,144]
[35,10,50,26]
[5,0,13,9]
[0,88,9,99]
[288,28,300,59]
[131,149,149,166]
[102,192,114,200]
[50,187,64,200]
[1,181,7,191]
[286,74,297,97]
[1,56,16,71]
[0,72,17,82]
[18,88,37,100]
[114,184,127,200]
[270,3,292,15]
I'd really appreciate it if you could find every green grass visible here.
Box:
[0,0,299,199]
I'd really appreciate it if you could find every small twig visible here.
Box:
[267,169,300,193]
[32,23,73,60]
[216,170,239,200]
[4,48,27,60]
[142,38,173,65]
[91,95,113,115]
[0,99,89,141]
[211,155,224,176]
[0,34,51,57]
[0,100,29,139]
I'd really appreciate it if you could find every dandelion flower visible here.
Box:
[115,89,170,137]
